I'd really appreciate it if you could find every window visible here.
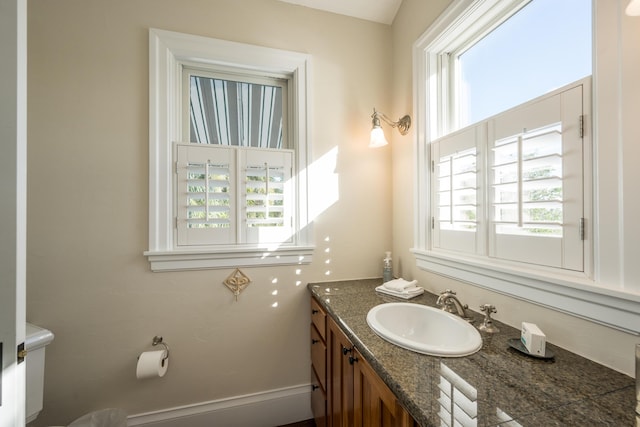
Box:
[177,69,294,248]
[184,70,287,148]
[422,0,591,271]
[420,0,591,137]
[430,80,586,270]
[409,0,631,331]
[145,29,313,271]
[455,0,591,128]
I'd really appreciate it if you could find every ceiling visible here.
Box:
[276,0,403,25]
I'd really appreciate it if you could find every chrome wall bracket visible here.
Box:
[151,335,169,362]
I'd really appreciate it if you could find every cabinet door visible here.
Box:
[311,366,327,427]
[327,316,355,427]
[310,298,327,426]
[311,297,326,339]
[353,348,416,427]
[311,324,327,390]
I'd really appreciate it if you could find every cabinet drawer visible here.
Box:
[311,324,327,390]
[311,366,327,427]
[311,297,326,340]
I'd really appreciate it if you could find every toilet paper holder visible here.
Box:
[151,335,170,362]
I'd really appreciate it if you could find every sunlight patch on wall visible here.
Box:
[307,147,340,223]
[322,236,332,277]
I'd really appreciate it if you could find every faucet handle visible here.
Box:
[441,289,456,295]
[478,304,499,333]
[480,304,497,314]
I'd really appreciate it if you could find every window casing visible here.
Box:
[145,29,313,271]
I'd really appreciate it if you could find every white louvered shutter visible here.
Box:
[431,123,485,255]
[176,144,293,247]
[488,84,584,270]
[241,148,294,244]
[176,144,236,246]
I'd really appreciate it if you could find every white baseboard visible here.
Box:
[126,384,312,427]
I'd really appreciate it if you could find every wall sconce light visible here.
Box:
[369,108,411,148]
[627,0,640,15]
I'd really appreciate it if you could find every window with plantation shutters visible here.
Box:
[176,144,293,247]
[147,29,313,271]
[409,1,640,339]
[428,79,585,272]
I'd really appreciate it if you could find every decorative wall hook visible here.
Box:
[223,268,252,301]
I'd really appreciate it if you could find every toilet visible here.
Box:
[25,322,55,424]
[25,323,127,427]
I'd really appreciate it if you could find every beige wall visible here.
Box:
[391,0,640,377]
[26,0,392,424]
[26,0,640,424]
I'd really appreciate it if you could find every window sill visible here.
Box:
[412,248,640,335]
[145,245,315,272]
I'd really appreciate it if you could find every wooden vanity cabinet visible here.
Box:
[353,346,417,427]
[323,308,417,427]
[310,297,328,427]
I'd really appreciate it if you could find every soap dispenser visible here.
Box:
[383,252,393,283]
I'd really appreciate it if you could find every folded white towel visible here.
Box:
[383,278,418,292]
[375,285,424,300]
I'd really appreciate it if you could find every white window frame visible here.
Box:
[412,0,640,334]
[145,28,313,271]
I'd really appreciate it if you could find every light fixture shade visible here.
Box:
[369,126,389,148]
[627,0,640,15]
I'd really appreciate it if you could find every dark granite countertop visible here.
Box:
[308,278,636,427]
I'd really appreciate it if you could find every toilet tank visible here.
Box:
[25,322,55,424]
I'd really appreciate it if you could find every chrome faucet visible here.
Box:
[436,289,473,322]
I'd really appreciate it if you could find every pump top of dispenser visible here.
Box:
[383,252,393,282]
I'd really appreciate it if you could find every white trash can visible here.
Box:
[67,409,127,427]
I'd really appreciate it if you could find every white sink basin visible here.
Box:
[366,302,482,357]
